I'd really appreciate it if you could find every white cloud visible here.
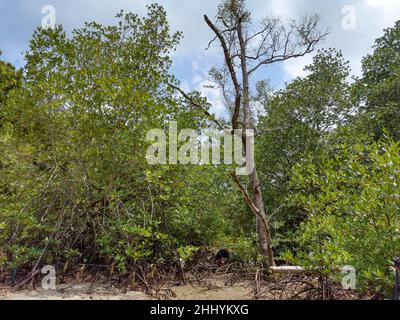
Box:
[366,0,400,7]
[363,0,400,28]
[268,0,293,18]
[198,79,226,118]
[188,58,226,118]
[283,55,313,81]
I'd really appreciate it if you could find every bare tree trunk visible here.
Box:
[237,18,275,267]
[252,171,275,267]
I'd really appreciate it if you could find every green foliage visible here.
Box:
[256,49,352,250]
[353,21,400,140]
[178,245,199,262]
[0,51,20,104]
[287,136,400,296]
[215,234,259,264]
[255,35,400,296]
[0,51,21,129]
[0,6,242,272]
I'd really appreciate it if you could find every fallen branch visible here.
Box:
[270,266,306,275]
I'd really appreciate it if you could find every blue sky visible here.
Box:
[1,0,400,116]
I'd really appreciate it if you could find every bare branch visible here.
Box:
[168,83,226,130]
[231,173,260,215]
[205,35,219,51]
[230,173,271,237]
[204,14,242,129]
[205,26,237,50]
[248,36,324,75]
[246,15,328,75]
[245,18,278,44]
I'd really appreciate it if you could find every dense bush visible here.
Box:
[284,136,400,296]
[0,6,248,273]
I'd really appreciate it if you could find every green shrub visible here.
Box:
[287,136,400,297]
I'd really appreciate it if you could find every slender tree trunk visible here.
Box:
[237,19,275,267]
[252,171,275,267]
[203,10,283,267]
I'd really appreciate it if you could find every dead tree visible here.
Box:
[171,0,327,268]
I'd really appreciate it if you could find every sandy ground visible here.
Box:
[0,282,150,300]
[0,276,254,300]
[0,284,252,300]
[0,271,368,300]
[170,276,253,300]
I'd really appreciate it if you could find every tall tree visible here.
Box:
[171,0,326,266]
[0,51,20,127]
[354,20,400,140]
[256,49,352,249]
[0,5,212,270]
